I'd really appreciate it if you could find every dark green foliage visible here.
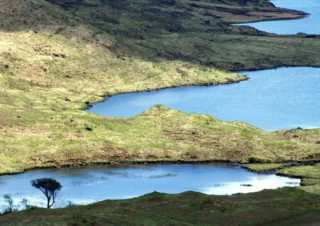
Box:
[31,178,62,209]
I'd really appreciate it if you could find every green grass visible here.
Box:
[243,163,290,172]
[279,165,320,179]
[0,188,320,226]
[49,0,320,71]
[0,0,320,174]
[243,164,320,195]
[1,105,320,175]
[278,165,320,195]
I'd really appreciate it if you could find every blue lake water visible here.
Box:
[0,164,300,210]
[239,0,320,35]
[0,0,316,213]
[88,67,320,131]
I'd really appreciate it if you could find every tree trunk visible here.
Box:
[47,197,51,209]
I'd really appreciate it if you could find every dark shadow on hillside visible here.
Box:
[2,0,320,71]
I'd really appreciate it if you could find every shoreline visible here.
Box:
[1,159,319,177]
[1,0,320,179]
[232,12,308,25]
[4,62,320,176]
[242,161,320,174]
[84,75,249,111]
[85,64,320,116]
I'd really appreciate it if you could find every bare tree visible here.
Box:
[3,194,14,213]
[31,178,62,209]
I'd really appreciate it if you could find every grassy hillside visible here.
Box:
[1,105,320,174]
[3,0,319,71]
[1,188,320,226]
[0,0,320,174]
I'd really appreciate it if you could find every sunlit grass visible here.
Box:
[0,0,319,174]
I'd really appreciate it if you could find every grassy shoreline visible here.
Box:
[0,157,319,176]
[1,162,319,225]
[83,74,249,111]
[1,105,320,175]
[1,187,320,226]
[0,0,320,175]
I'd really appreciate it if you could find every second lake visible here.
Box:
[88,67,320,131]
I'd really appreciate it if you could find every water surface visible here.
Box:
[0,164,299,210]
[240,0,320,35]
[88,67,320,131]
[0,0,313,213]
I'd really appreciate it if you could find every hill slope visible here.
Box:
[0,0,320,174]
[1,188,320,226]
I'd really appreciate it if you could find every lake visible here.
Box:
[87,0,320,131]
[0,164,300,210]
[0,0,315,213]
[239,0,320,35]
[88,67,320,131]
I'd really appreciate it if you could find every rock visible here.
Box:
[85,126,93,131]
[52,53,67,58]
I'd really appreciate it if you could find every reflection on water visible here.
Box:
[239,0,320,35]
[88,67,320,131]
[0,164,300,210]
